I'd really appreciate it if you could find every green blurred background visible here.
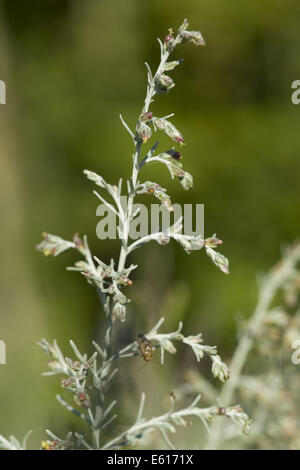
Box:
[0,0,300,448]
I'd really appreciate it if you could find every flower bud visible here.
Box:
[169,164,185,179]
[166,148,182,160]
[155,74,174,94]
[138,181,173,212]
[162,339,177,355]
[178,19,189,34]
[112,302,127,322]
[153,118,166,131]
[61,377,76,390]
[179,171,193,190]
[139,112,153,122]
[164,28,175,51]
[165,28,174,43]
[211,354,230,382]
[163,121,184,145]
[122,277,133,286]
[73,233,85,255]
[205,246,230,275]
[41,440,60,450]
[204,235,223,248]
[135,121,152,143]
[65,358,82,371]
[74,391,90,409]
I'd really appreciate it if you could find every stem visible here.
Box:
[96,29,185,449]
[92,429,100,449]
[118,142,141,272]
[101,403,215,450]
[117,34,181,273]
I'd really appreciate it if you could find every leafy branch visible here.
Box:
[0,19,240,451]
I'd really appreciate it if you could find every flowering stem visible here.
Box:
[206,244,300,449]
[101,393,217,450]
[117,31,183,273]
[32,20,235,451]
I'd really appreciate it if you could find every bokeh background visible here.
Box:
[0,0,300,448]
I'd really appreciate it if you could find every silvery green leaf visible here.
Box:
[83,169,107,188]
[163,59,183,71]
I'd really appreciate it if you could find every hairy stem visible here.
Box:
[117,33,182,273]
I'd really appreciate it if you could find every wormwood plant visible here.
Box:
[176,243,300,449]
[207,243,300,449]
[0,19,251,450]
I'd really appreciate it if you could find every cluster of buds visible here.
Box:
[158,152,187,183]
[38,339,97,420]
[164,19,206,51]
[180,30,206,47]
[145,319,230,382]
[112,289,130,322]
[61,377,76,391]
[225,406,252,435]
[41,440,61,450]
[41,434,74,451]
[211,354,230,382]
[65,357,83,372]
[177,19,205,47]
[154,74,175,94]
[36,232,76,257]
[161,155,194,191]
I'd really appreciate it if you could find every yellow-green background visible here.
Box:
[0,0,300,448]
